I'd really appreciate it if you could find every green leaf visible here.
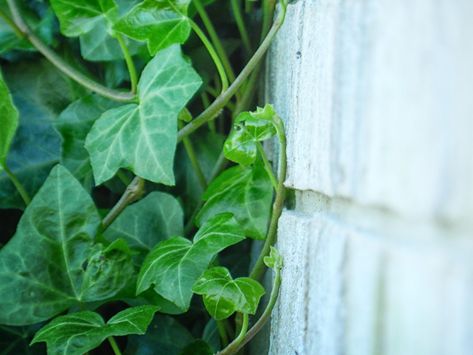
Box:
[137,213,245,310]
[196,162,273,239]
[114,0,191,55]
[85,45,202,185]
[0,165,132,325]
[0,60,74,209]
[224,104,277,166]
[175,130,224,218]
[0,325,45,354]
[49,0,118,37]
[192,267,265,320]
[31,305,158,355]
[263,246,283,270]
[126,314,194,355]
[104,191,184,254]
[180,340,213,355]
[202,319,220,353]
[0,70,18,168]
[55,95,120,189]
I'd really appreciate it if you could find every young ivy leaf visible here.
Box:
[264,246,283,270]
[114,0,191,56]
[104,191,184,255]
[31,305,158,355]
[0,165,133,325]
[223,104,277,166]
[196,162,273,239]
[55,94,120,189]
[0,70,18,169]
[85,45,202,185]
[192,267,265,320]
[136,213,245,311]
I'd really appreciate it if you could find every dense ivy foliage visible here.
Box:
[0,0,288,353]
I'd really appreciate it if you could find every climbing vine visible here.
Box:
[0,0,288,354]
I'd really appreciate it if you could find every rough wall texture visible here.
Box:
[264,0,473,354]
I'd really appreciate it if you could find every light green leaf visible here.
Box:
[224,104,277,166]
[104,191,184,253]
[126,314,194,355]
[0,60,74,209]
[137,213,245,310]
[114,0,191,55]
[0,165,132,325]
[86,45,202,185]
[192,267,265,320]
[49,0,118,37]
[264,246,283,270]
[196,162,273,239]
[31,305,158,355]
[55,95,119,189]
[0,70,18,168]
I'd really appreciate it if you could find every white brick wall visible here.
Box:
[265,1,473,354]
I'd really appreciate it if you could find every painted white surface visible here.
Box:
[264,0,473,354]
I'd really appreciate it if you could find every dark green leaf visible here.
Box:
[0,165,132,325]
[0,325,45,354]
[0,70,18,168]
[224,105,277,166]
[202,319,220,353]
[180,340,213,355]
[114,0,191,55]
[85,45,202,185]
[192,267,265,320]
[31,305,158,355]
[0,61,75,209]
[137,213,245,310]
[196,162,273,239]
[104,191,184,253]
[126,314,194,355]
[175,130,224,218]
[55,95,120,189]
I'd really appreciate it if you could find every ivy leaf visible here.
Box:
[104,191,184,254]
[224,104,277,166]
[0,60,74,209]
[137,213,245,310]
[0,165,132,325]
[0,70,18,168]
[126,314,194,355]
[264,246,283,270]
[196,162,273,239]
[0,325,45,354]
[49,0,118,37]
[180,340,213,355]
[31,305,158,355]
[192,267,265,320]
[85,45,202,185]
[114,0,191,55]
[55,95,119,189]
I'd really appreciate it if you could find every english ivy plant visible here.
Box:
[0,0,288,354]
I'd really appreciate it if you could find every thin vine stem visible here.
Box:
[193,0,236,83]
[217,313,248,355]
[250,115,286,281]
[177,3,287,141]
[115,32,138,94]
[256,142,278,189]
[0,8,23,38]
[217,320,229,347]
[189,19,229,92]
[107,337,122,355]
[218,266,282,354]
[3,165,31,206]
[5,0,135,102]
[230,0,252,55]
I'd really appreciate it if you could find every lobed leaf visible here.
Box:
[31,305,158,355]
[192,267,265,320]
[0,165,133,325]
[137,213,245,311]
[55,94,120,189]
[104,191,184,254]
[0,70,18,168]
[114,0,191,55]
[224,104,277,166]
[196,162,273,239]
[85,45,202,185]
